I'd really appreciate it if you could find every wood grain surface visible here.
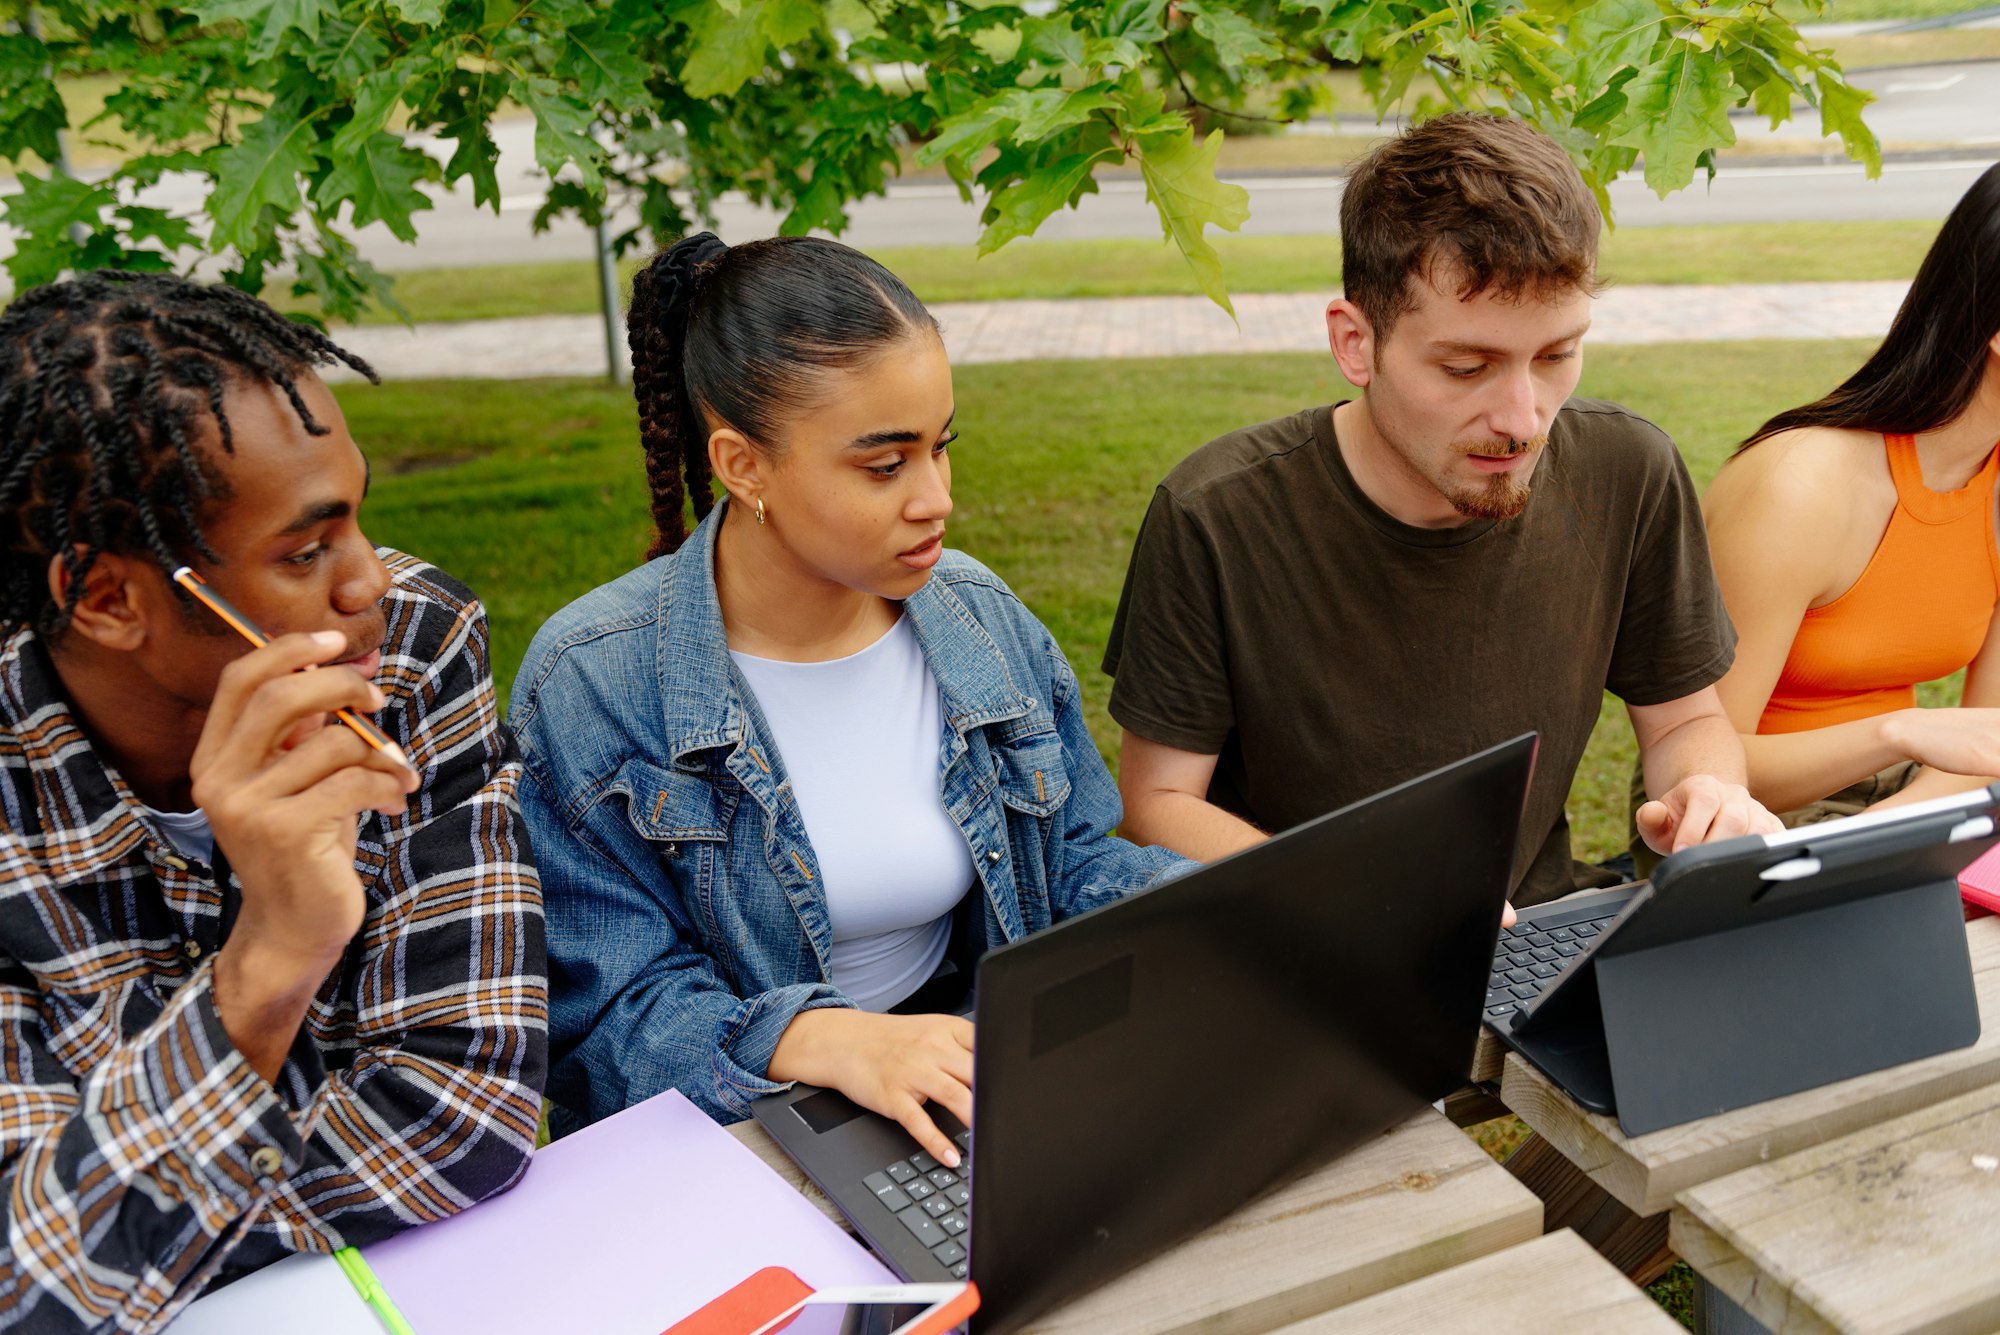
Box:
[1269,1228,1685,1335]
[1671,1080,2000,1335]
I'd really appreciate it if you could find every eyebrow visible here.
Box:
[1429,325,1593,357]
[275,498,352,538]
[846,409,957,451]
[273,459,370,539]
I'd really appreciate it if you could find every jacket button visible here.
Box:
[183,940,202,960]
[986,850,1001,863]
[249,1146,284,1177]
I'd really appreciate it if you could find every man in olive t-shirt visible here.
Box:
[1103,113,1779,908]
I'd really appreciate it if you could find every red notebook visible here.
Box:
[664,1267,812,1335]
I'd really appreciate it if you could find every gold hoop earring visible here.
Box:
[754,497,766,526]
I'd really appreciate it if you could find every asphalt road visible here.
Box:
[349,55,2000,270]
[3,59,1996,275]
[337,154,1991,273]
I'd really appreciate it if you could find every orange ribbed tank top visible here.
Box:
[1760,434,2000,735]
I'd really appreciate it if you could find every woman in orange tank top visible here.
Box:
[1701,161,2000,827]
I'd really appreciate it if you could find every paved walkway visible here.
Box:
[322,280,1910,381]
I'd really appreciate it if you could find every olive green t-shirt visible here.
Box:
[1102,399,1735,907]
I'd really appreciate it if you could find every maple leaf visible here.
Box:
[676,0,822,99]
[1815,70,1881,177]
[1610,45,1737,196]
[556,18,651,107]
[188,0,338,60]
[512,76,606,191]
[1566,0,1664,94]
[1137,128,1251,318]
[208,104,320,252]
[993,87,1120,144]
[315,131,437,243]
[915,101,1015,168]
[1184,3,1281,65]
[978,148,1116,256]
[387,0,447,21]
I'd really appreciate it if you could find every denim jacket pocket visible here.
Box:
[994,730,1072,818]
[611,759,730,847]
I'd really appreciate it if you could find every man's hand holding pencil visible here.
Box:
[190,626,420,1084]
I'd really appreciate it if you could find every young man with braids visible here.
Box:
[1105,113,1781,907]
[0,272,546,1333]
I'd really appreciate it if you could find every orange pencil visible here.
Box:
[171,566,415,773]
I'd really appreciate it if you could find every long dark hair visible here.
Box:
[626,233,937,559]
[1744,161,2000,449]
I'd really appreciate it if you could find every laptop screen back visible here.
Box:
[964,734,1536,1333]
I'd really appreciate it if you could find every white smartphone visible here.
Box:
[748,1281,978,1335]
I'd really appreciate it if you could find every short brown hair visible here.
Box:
[1341,112,1601,339]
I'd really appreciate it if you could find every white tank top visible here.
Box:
[731,615,975,1011]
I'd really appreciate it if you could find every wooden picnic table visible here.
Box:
[1670,1079,2000,1335]
[1500,914,2000,1218]
[728,1105,1542,1335]
[1270,1228,1684,1335]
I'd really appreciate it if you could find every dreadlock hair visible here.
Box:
[0,270,377,635]
[627,232,939,559]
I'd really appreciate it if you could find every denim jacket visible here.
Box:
[511,505,1188,1128]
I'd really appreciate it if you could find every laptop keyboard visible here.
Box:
[860,1128,974,1279]
[1485,899,1621,1021]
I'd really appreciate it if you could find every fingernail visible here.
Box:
[943,1148,960,1168]
[311,631,345,651]
[368,685,385,709]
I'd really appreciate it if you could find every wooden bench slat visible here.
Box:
[1269,1228,1684,1335]
[1502,916,2000,1216]
[1670,1080,2000,1335]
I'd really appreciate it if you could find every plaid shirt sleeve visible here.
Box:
[247,562,547,1258]
[0,911,313,1334]
[0,556,547,1333]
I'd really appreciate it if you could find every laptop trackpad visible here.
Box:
[792,1087,872,1135]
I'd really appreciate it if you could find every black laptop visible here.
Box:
[751,734,1536,1334]
[1487,783,2000,1136]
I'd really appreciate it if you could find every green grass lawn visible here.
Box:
[285,219,1943,326]
[339,335,1964,869]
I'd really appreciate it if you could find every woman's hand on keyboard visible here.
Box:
[771,1009,976,1167]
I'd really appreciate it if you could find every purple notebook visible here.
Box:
[362,1089,892,1335]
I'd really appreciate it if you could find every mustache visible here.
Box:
[1457,436,1547,458]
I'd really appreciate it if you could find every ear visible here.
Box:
[48,549,154,652]
[1326,298,1376,388]
[707,425,769,511]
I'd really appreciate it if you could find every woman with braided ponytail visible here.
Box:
[513,234,1187,1167]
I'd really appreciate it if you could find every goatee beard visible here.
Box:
[1447,473,1533,520]
[1446,436,1543,520]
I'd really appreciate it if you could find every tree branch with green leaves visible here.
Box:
[0,0,1880,323]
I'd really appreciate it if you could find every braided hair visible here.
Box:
[627,233,938,559]
[0,271,377,634]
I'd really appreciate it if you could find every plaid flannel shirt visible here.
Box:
[0,551,547,1334]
